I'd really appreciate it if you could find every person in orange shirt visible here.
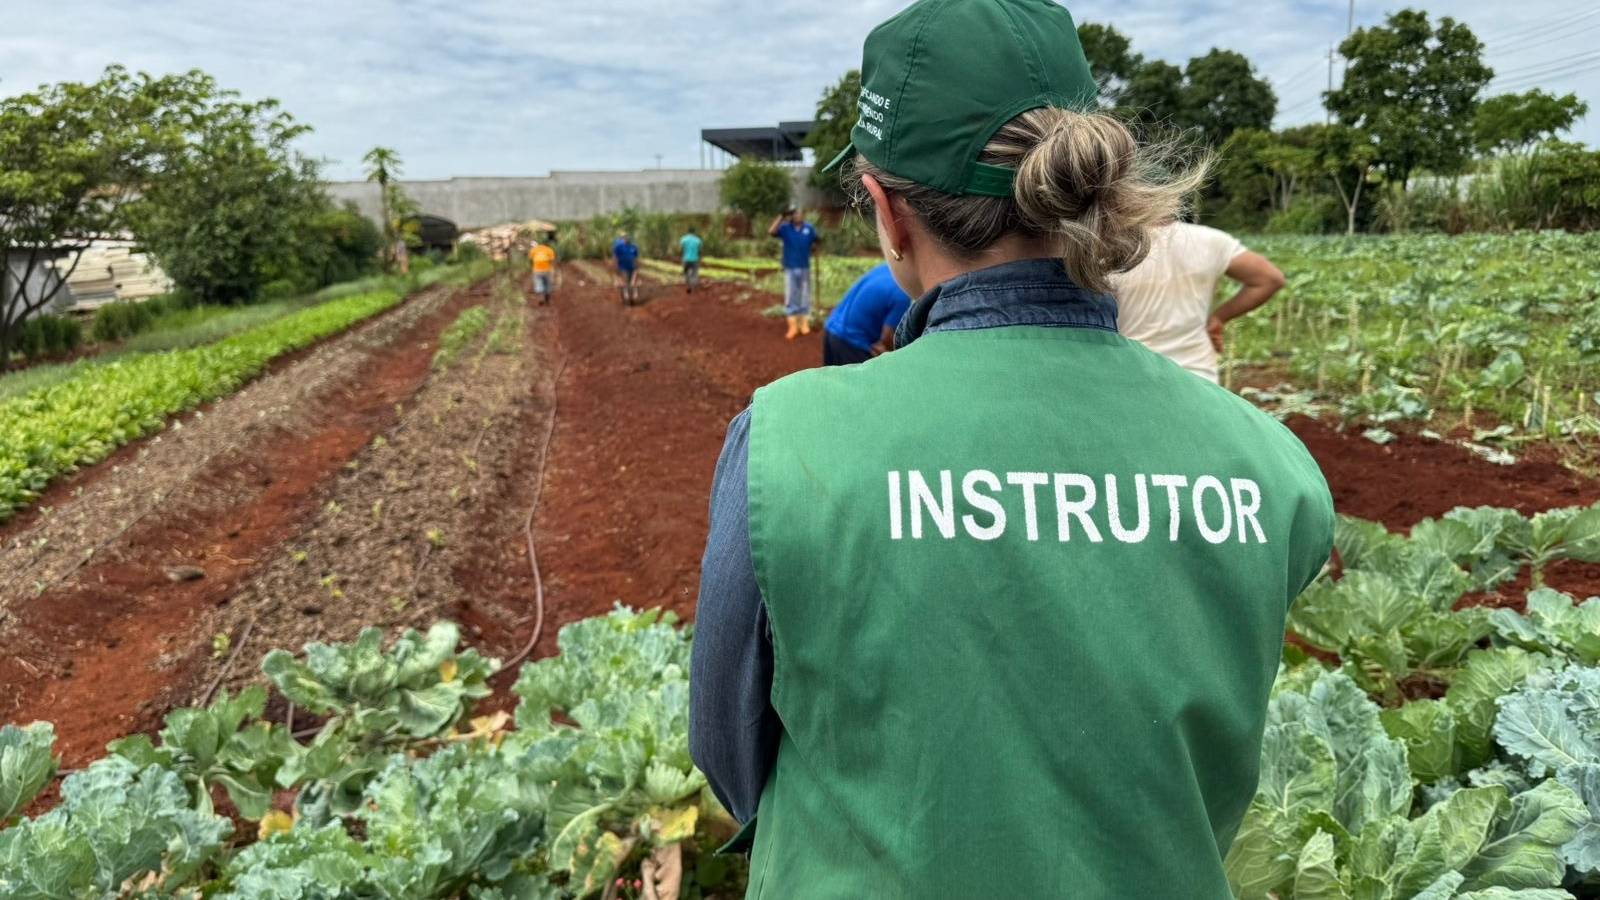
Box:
[528,237,559,306]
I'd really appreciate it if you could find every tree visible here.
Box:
[1119,60,1186,133]
[301,201,383,288]
[1182,49,1276,147]
[1080,31,1273,147]
[1310,124,1379,235]
[1210,129,1277,230]
[1534,143,1600,232]
[1077,23,1142,109]
[1328,9,1493,188]
[806,70,861,199]
[1261,127,1320,214]
[363,147,409,272]
[719,159,792,225]
[131,97,329,303]
[1474,90,1589,156]
[0,66,211,362]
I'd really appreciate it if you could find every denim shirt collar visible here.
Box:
[894,257,1119,349]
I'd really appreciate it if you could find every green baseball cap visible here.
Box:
[822,0,1100,198]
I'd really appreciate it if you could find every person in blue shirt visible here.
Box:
[679,227,704,294]
[611,232,641,305]
[767,208,820,340]
[822,263,911,366]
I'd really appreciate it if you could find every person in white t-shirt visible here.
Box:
[1111,222,1286,383]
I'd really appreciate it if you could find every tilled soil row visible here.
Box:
[0,280,486,765]
[524,262,816,644]
[197,277,552,700]
[0,284,456,608]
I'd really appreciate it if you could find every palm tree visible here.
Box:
[363,147,403,271]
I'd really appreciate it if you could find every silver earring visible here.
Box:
[889,248,903,261]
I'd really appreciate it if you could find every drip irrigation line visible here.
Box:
[502,302,568,673]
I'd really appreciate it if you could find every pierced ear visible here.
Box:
[861,174,907,259]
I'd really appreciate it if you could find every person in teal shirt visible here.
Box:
[689,1,1335,896]
[679,227,704,294]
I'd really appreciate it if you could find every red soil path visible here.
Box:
[525,271,816,653]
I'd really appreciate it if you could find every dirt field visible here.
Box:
[4,265,1598,766]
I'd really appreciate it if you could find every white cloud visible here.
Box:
[1,0,1593,181]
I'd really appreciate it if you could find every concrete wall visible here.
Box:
[326,168,825,231]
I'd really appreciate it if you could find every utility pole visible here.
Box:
[1344,0,1356,79]
[1326,44,1335,125]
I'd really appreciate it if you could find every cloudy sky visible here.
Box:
[4,1,1596,182]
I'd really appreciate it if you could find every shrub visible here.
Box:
[1264,197,1342,235]
[1535,142,1600,232]
[14,314,84,360]
[448,240,486,265]
[43,315,83,356]
[91,301,156,343]
[1463,155,1552,232]
[303,201,384,288]
[258,279,303,301]
[720,159,793,224]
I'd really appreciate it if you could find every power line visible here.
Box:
[1270,57,1328,93]
[1491,58,1600,93]
[1275,93,1326,120]
[1493,7,1600,44]
[1490,48,1600,83]
[1490,14,1600,57]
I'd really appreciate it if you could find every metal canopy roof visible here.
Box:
[702,121,816,162]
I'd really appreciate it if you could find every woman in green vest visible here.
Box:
[690,1,1335,897]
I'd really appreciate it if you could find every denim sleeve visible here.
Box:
[689,407,780,825]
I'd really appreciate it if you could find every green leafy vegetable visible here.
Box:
[109,685,295,820]
[1491,589,1600,665]
[0,724,57,824]
[0,758,231,898]
[0,288,404,522]
[264,622,496,741]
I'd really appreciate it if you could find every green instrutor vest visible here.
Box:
[744,325,1333,898]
